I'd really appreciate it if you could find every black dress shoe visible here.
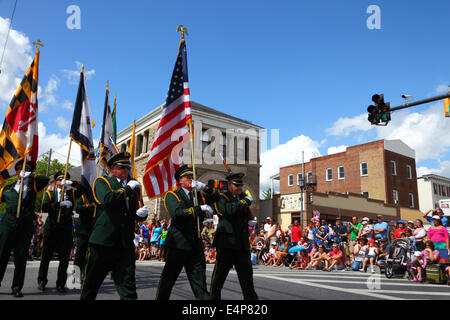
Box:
[12,291,24,298]
[37,283,46,291]
[56,287,67,294]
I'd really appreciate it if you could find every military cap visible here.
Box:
[15,159,35,172]
[108,152,131,168]
[226,172,245,185]
[54,170,70,180]
[175,164,193,181]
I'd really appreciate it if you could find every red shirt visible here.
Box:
[329,250,345,265]
[291,225,303,242]
[394,228,406,239]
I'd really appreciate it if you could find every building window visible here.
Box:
[406,165,412,179]
[393,190,399,204]
[362,191,369,198]
[288,175,293,186]
[409,193,414,208]
[443,186,447,197]
[360,162,368,176]
[338,166,344,179]
[297,173,303,185]
[307,171,312,184]
[391,161,397,176]
[326,168,332,181]
[433,183,437,195]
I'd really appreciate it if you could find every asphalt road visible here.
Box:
[0,260,449,300]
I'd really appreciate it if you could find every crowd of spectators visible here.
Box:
[249,210,449,284]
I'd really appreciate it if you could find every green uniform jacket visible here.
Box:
[42,187,80,231]
[74,194,95,237]
[0,174,50,227]
[89,176,146,249]
[164,186,219,251]
[212,191,252,252]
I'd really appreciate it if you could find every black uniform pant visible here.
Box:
[210,248,258,300]
[156,245,211,300]
[80,244,137,300]
[0,222,33,292]
[38,227,73,288]
[73,233,89,274]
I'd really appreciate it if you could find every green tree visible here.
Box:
[262,188,272,200]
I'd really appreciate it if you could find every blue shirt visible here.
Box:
[140,225,149,239]
[151,226,162,242]
[426,216,448,227]
[374,222,389,241]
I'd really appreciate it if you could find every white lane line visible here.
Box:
[253,274,406,300]
[297,278,449,289]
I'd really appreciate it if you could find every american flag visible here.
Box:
[142,39,191,198]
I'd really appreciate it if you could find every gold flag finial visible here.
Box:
[32,40,44,50]
[177,25,188,39]
[106,80,109,92]
[81,62,85,73]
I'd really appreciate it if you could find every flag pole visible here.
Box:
[177,25,201,238]
[16,152,29,218]
[57,138,73,223]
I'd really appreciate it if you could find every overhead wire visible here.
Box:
[0,0,18,74]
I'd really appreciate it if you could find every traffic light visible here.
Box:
[367,94,391,125]
[444,98,450,117]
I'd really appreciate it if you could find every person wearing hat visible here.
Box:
[427,215,449,250]
[373,215,389,242]
[209,172,258,300]
[358,217,373,241]
[80,152,148,300]
[155,164,218,300]
[423,208,448,228]
[393,220,407,239]
[37,170,85,293]
[0,159,49,298]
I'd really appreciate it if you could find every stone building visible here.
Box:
[116,101,264,220]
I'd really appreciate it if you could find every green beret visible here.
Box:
[175,164,193,181]
[226,172,245,185]
[108,152,131,168]
[15,159,35,172]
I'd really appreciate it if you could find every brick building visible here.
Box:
[280,139,419,209]
[116,101,264,220]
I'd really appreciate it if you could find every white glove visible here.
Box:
[200,205,214,215]
[136,206,149,218]
[127,180,141,190]
[191,180,206,190]
[19,171,31,179]
[60,200,73,208]
[60,180,72,187]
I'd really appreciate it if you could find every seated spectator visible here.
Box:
[265,242,278,266]
[376,239,391,269]
[362,239,378,273]
[352,237,368,271]
[422,240,440,264]
[308,244,329,270]
[315,226,328,246]
[409,251,426,282]
[275,235,289,267]
[308,242,319,261]
[393,220,407,239]
[291,250,310,270]
[407,220,415,231]
[324,243,345,271]
[427,216,449,250]
[138,242,149,261]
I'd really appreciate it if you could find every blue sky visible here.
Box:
[1,0,450,193]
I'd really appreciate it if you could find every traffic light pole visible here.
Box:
[390,92,450,112]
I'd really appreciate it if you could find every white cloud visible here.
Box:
[38,122,80,166]
[259,135,323,196]
[55,116,71,130]
[417,161,450,178]
[0,16,33,106]
[39,75,60,112]
[61,61,95,84]
[436,84,449,94]
[328,145,347,155]
[325,113,371,137]
[61,100,73,111]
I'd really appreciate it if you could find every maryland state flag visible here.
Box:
[0,48,40,183]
